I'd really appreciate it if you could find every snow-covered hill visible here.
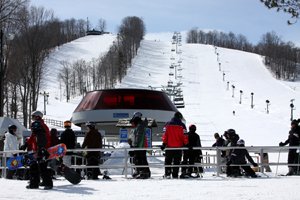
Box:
[7,31,300,200]
[38,32,300,146]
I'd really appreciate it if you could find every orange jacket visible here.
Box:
[162,125,188,148]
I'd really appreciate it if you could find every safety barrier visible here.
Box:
[0,146,298,179]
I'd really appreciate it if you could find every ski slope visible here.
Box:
[8,32,298,199]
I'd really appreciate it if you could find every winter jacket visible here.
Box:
[4,132,19,157]
[228,147,256,165]
[130,119,148,148]
[27,119,51,151]
[281,126,300,147]
[82,128,102,157]
[212,137,225,147]
[187,131,202,157]
[162,117,188,148]
[60,128,76,154]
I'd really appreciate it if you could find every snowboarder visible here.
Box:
[161,111,188,179]
[23,110,53,189]
[226,139,258,178]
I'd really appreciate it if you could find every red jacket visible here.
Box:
[162,125,188,148]
[27,119,51,151]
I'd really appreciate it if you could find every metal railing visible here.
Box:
[0,146,298,179]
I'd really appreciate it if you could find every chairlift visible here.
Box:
[170,65,175,69]
[169,72,174,76]
[170,57,175,60]
[171,49,175,52]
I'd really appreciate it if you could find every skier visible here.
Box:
[60,120,76,166]
[4,124,19,179]
[23,110,53,189]
[161,111,188,179]
[226,139,258,178]
[180,124,202,178]
[279,119,300,175]
[129,112,151,179]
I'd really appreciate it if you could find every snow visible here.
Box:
[2,32,300,199]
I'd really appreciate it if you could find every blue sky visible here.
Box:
[30,0,300,45]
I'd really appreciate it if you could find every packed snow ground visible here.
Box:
[2,32,300,199]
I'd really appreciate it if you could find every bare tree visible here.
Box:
[98,18,106,32]
[0,0,28,117]
[260,0,300,24]
[58,61,72,102]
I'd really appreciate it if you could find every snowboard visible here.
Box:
[48,159,81,184]
[47,143,67,159]
[7,153,36,170]
[7,143,66,170]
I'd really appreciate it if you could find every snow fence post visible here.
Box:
[216,147,221,177]
[260,148,264,173]
[124,148,128,178]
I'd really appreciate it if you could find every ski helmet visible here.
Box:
[226,129,236,135]
[86,121,96,129]
[130,112,142,123]
[31,110,43,118]
[237,139,245,146]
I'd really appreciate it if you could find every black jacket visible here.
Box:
[60,128,76,155]
[281,126,300,147]
[228,147,256,165]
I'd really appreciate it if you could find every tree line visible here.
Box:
[0,1,145,128]
[58,16,145,102]
[186,28,299,81]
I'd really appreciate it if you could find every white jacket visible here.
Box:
[4,132,19,157]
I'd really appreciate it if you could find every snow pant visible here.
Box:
[287,149,299,174]
[241,166,256,177]
[86,153,100,179]
[165,149,182,178]
[181,150,199,174]
[226,166,241,177]
[134,150,151,177]
[29,160,53,188]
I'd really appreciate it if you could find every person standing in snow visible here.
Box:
[279,119,300,175]
[161,111,188,179]
[4,125,19,179]
[82,122,111,180]
[60,121,76,166]
[129,112,151,179]
[23,110,53,189]
[180,124,202,178]
[226,139,258,178]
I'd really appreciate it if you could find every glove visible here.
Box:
[20,144,27,151]
[38,148,50,160]
[226,160,232,166]
[128,150,134,157]
[279,142,284,147]
[253,163,258,167]
[160,143,166,151]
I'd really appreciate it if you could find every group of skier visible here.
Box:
[3,110,300,188]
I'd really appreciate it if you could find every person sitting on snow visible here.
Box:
[226,139,258,178]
